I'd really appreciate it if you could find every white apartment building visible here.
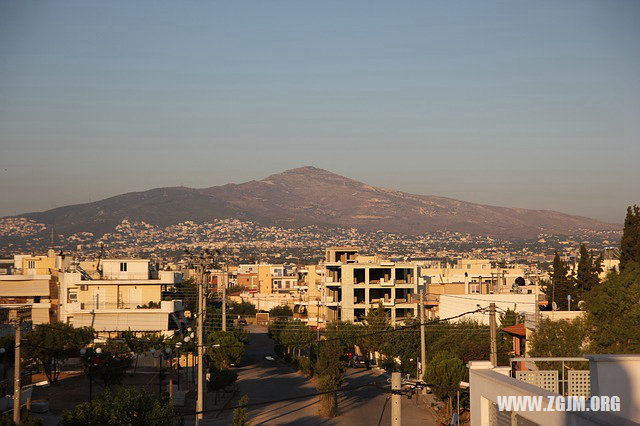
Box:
[59,259,185,337]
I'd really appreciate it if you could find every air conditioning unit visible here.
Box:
[80,285,88,291]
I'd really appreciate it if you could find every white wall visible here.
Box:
[588,354,640,423]
[102,259,149,280]
[469,361,627,426]
[439,294,536,325]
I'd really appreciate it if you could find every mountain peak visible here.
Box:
[261,166,357,184]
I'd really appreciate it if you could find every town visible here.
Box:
[2,0,638,424]
[0,206,638,425]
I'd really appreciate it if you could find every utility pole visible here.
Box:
[222,265,227,332]
[489,303,497,366]
[13,314,21,425]
[391,371,401,426]
[534,279,540,328]
[196,263,205,425]
[419,290,426,380]
[316,300,320,341]
[168,349,173,403]
[184,248,218,426]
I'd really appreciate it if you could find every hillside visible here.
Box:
[5,166,619,239]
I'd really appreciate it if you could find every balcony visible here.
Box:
[469,355,640,425]
[71,300,183,313]
[321,296,340,307]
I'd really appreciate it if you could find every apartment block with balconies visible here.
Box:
[58,259,184,338]
[319,247,421,325]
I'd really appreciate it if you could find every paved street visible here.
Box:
[198,325,436,425]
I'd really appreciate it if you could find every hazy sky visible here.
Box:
[1,0,639,223]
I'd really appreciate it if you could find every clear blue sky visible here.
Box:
[1,0,638,223]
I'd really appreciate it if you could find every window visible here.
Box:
[120,262,127,272]
[28,260,36,269]
[68,290,78,303]
[467,264,471,269]
[470,284,480,294]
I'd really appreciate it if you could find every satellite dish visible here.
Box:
[184,310,192,318]
[552,301,558,311]
[515,276,525,286]
[578,300,585,309]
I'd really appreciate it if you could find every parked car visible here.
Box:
[349,356,370,369]
[237,318,247,325]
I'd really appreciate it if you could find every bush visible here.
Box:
[0,409,42,426]
[269,305,293,318]
[296,356,314,377]
[208,367,238,392]
[232,394,250,426]
[380,356,398,373]
[60,386,177,425]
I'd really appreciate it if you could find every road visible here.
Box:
[200,325,436,425]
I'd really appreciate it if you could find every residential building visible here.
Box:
[0,251,69,324]
[257,264,298,294]
[319,247,421,325]
[58,259,185,338]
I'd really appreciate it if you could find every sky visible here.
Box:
[1,0,639,223]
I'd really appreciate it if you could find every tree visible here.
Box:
[583,262,640,353]
[207,366,238,403]
[575,244,602,299]
[423,351,466,420]
[208,331,245,369]
[60,386,177,426]
[280,320,313,357]
[529,318,588,369]
[361,303,390,362]
[23,323,93,384]
[164,277,198,314]
[315,342,343,418]
[122,331,165,374]
[269,305,293,318]
[229,301,257,316]
[499,308,523,328]
[324,321,362,355]
[90,340,134,387]
[381,318,420,376]
[619,205,640,271]
[232,394,250,426]
[544,252,575,310]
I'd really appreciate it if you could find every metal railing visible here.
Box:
[510,356,590,397]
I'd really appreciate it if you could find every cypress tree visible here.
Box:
[619,205,640,270]
[547,252,575,310]
[576,244,601,298]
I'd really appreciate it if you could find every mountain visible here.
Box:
[5,166,620,239]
